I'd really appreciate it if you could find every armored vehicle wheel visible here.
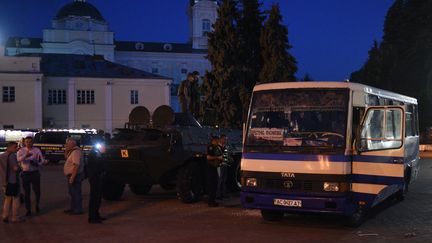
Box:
[102,178,125,201]
[129,184,152,195]
[176,161,203,203]
[261,210,284,221]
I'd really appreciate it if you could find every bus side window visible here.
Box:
[352,107,364,143]
[406,112,414,137]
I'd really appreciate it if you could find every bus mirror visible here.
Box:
[242,123,246,144]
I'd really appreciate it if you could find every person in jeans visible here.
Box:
[63,138,84,215]
[17,136,44,217]
[0,142,22,223]
[206,136,223,207]
[217,134,232,200]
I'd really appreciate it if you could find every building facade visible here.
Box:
[0,52,171,132]
[5,0,218,111]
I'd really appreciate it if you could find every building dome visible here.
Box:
[55,0,105,22]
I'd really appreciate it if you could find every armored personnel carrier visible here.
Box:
[101,105,242,203]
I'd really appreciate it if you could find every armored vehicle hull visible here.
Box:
[100,109,242,203]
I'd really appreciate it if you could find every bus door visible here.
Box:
[353,106,405,206]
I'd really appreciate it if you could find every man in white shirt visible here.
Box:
[17,136,44,217]
[63,138,84,215]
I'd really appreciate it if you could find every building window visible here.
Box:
[202,19,211,36]
[2,86,15,103]
[181,68,188,74]
[130,90,139,104]
[48,89,67,105]
[77,90,95,105]
[152,68,159,74]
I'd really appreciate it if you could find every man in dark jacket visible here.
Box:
[206,136,223,207]
[86,141,107,224]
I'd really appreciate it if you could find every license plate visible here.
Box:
[273,199,302,207]
[120,149,129,158]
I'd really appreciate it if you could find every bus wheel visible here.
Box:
[261,209,284,222]
[344,208,365,227]
[396,174,410,201]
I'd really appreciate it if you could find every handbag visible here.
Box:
[4,153,20,197]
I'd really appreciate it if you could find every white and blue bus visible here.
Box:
[241,82,420,225]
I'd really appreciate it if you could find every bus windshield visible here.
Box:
[245,88,349,153]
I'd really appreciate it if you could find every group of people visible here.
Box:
[178,71,201,117]
[0,136,106,224]
[206,134,232,207]
[0,132,233,224]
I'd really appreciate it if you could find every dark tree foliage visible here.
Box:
[259,4,297,83]
[351,0,432,131]
[237,0,264,119]
[205,0,243,128]
[350,41,383,87]
[302,73,314,81]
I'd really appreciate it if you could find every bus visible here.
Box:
[240,82,420,225]
[33,129,97,163]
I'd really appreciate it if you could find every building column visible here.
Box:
[105,81,113,134]
[34,76,43,129]
[68,79,75,128]
[165,81,171,106]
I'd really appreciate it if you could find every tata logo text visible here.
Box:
[281,172,295,178]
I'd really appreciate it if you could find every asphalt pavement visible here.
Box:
[1,157,431,243]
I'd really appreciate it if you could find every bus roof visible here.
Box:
[253,81,417,105]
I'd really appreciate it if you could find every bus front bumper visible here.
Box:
[241,191,357,216]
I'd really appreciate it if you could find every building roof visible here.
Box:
[18,53,170,80]
[5,37,43,49]
[55,1,105,22]
[5,37,208,54]
[115,41,208,54]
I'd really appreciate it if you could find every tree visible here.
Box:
[350,40,383,87]
[302,73,313,81]
[351,0,432,131]
[259,4,297,83]
[204,0,243,128]
[237,0,264,119]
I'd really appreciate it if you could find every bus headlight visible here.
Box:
[323,182,339,192]
[246,178,257,187]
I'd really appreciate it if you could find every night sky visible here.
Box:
[0,0,394,81]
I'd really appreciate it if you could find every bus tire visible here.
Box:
[261,209,284,222]
[344,208,365,227]
[396,171,410,201]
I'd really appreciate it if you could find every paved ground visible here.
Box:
[1,157,432,243]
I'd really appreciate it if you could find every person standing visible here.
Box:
[217,134,232,200]
[189,71,201,118]
[1,142,22,223]
[63,138,84,215]
[86,142,107,224]
[17,136,44,217]
[178,73,194,113]
[206,136,223,207]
